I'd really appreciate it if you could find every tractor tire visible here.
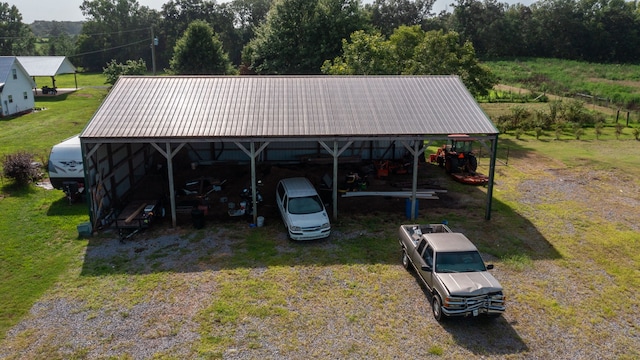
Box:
[468,155,478,172]
[446,157,458,174]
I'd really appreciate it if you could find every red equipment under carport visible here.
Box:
[431,134,489,186]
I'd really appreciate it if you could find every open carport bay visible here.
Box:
[112,157,460,235]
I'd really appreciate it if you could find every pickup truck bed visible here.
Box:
[399,223,505,321]
[401,223,452,244]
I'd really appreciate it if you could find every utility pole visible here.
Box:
[150,27,157,75]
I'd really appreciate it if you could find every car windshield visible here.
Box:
[288,195,324,215]
[435,251,486,273]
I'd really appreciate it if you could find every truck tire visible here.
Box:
[402,249,411,270]
[432,294,445,322]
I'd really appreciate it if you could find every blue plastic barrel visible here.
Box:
[405,199,419,219]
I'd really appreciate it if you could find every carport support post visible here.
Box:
[333,141,338,220]
[485,135,498,220]
[408,140,422,221]
[166,142,178,227]
[250,141,258,225]
[400,140,425,221]
[318,140,353,221]
[234,141,270,225]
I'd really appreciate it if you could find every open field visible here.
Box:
[1,70,639,358]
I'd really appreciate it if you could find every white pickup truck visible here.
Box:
[399,224,506,321]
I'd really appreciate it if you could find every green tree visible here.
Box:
[450,0,516,58]
[323,27,496,96]
[225,0,273,66]
[242,0,366,74]
[0,3,36,55]
[46,29,77,56]
[169,20,235,74]
[321,30,397,74]
[368,0,434,36]
[76,0,160,71]
[405,30,496,96]
[103,58,147,85]
[159,0,243,67]
[388,25,424,70]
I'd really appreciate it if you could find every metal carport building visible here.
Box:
[79,75,499,228]
[17,56,78,90]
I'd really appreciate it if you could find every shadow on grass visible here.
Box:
[34,93,71,102]
[0,182,39,197]
[46,195,90,216]
[409,271,529,356]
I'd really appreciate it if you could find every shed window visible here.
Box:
[8,95,13,103]
[24,91,28,99]
[12,69,17,79]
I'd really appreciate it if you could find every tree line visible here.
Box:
[2,0,639,79]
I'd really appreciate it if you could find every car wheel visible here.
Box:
[402,250,410,270]
[432,294,445,322]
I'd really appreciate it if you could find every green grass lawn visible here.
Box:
[0,74,107,339]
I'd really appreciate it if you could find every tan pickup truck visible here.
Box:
[399,224,506,321]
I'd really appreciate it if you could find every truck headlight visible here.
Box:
[321,222,330,229]
[290,226,301,232]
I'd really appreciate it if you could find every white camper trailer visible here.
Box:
[48,135,85,200]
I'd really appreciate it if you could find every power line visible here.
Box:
[68,38,150,58]
[80,27,150,37]
[1,27,150,40]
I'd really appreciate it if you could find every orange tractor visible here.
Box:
[433,135,488,185]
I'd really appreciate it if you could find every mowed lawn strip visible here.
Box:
[0,74,106,339]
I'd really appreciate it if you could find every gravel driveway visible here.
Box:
[1,149,639,359]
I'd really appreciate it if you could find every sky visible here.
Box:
[10,0,535,24]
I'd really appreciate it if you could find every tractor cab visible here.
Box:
[433,135,478,175]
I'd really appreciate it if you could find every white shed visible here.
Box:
[0,57,36,117]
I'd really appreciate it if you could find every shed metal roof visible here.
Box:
[16,56,76,77]
[81,75,498,141]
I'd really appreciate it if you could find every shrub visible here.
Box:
[2,151,42,186]
[103,59,147,86]
[554,123,564,140]
[595,121,604,140]
[534,127,543,139]
[514,128,524,139]
[615,123,624,139]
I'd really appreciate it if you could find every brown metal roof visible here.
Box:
[81,75,497,141]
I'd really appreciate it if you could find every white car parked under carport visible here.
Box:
[275,177,331,241]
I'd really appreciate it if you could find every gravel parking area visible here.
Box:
[1,150,639,359]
